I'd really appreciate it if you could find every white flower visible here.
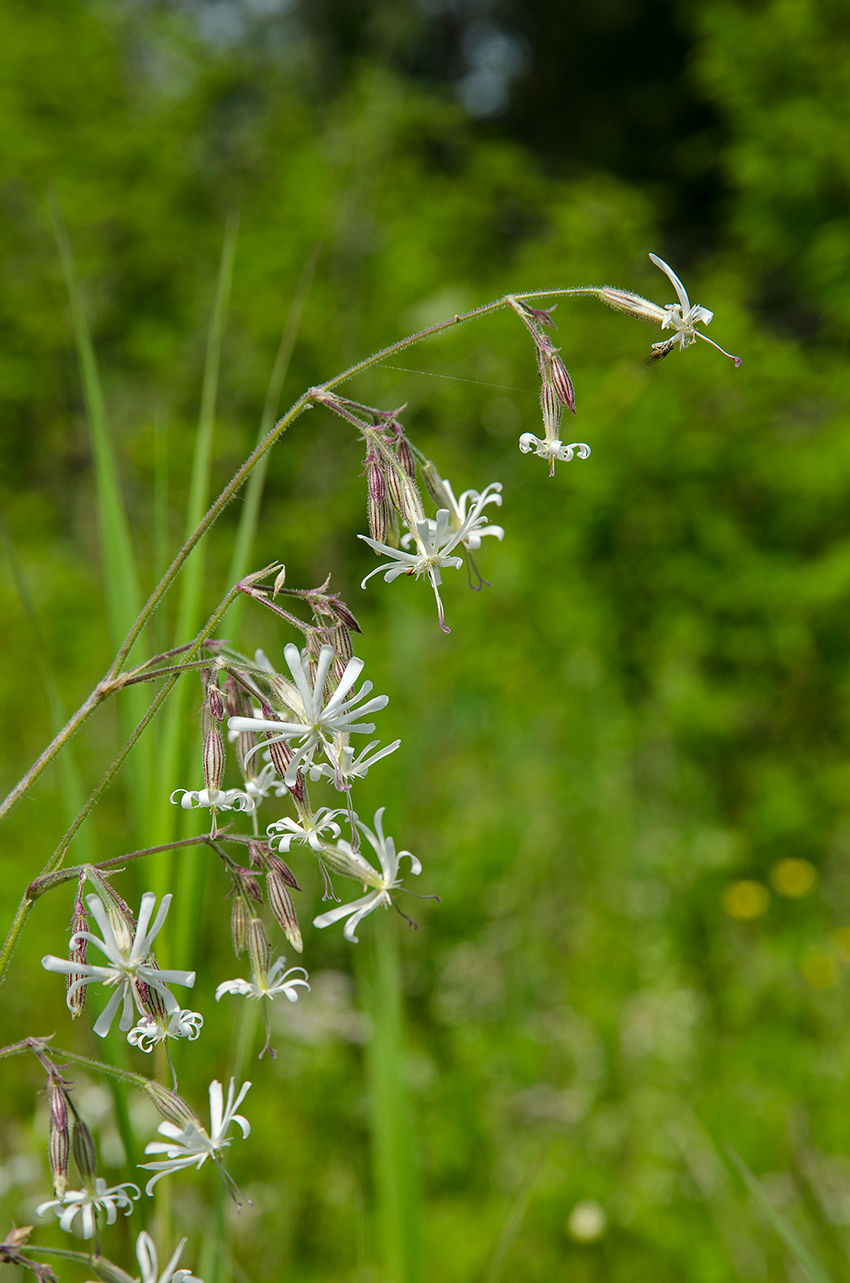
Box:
[306,738,401,785]
[215,956,309,1003]
[135,1231,202,1283]
[41,893,196,1038]
[429,480,504,551]
[170,787,256,813]
[140,1079,251,1194]
[227,644,388,786]
[600,254,741,366]
[360,503,496,633]
[267,806,347,853]
[313,807,421,943]
[127,1009,204,1053]
[518,435,591,469]
[37,1178,140,1238]
[242,759,289,804]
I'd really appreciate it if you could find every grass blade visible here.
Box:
[150,217,239,951]
[49,191,152,832]
[225,242,320,643]
[725,1145,835,1283]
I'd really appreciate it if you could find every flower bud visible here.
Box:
[203,723,225,794]
[207,685,225,721]
[394,431,416,480]
[144,1081,201,1130]
[71,1120,97,1185]
[267,872,303,953]
[263,732,292,784]
[597,286,667,324]
[235,867,263,904]
[84,874,134,952]
[231,895,249,956]
[540,382,562,441]
[247,917,271,983]
[547,352,575,414]
[48,1118,70,1199]
[88,1259,136,1283]
[420,460,452,512]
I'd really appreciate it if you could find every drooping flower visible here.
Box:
[216,956,310,1057]
[430,480,504,551]
[37,1178,140,1239]
[135,1231,202,1283]
[313,807,421,942]
[127,1009,204,1054]
[360,502,499,633]
[518,435,591,469]
[306,738,401,785]
[42,894,195,1038]
[226,645,388,786]
[266,806,347,854]
[215,956,309,1005]
[599,254,741,366]
[140,1079,251,1195]
[170,787,256,814]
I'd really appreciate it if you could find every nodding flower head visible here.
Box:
[599,254,741,367]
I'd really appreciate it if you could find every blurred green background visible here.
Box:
[3,0,850,1280]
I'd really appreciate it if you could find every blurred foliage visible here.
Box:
[2,2,850,1282]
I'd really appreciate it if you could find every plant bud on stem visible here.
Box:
[71,1119,97,1185]
[267,872,303,953]
[247,917,271,983]
[420,459,452,511]
[48,1116,70,1198]
[84,871,134,951]
[144,1080,201,1130]
[231,894,249,957]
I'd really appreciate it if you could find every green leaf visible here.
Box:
[726,1145,835,1283]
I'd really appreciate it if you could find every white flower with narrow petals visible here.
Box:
[227,644,388,786]
[430,479,504,551]
[306,738,401,785]
[361,502,497,633]
[313,807,421,943]
[215,956,309,1004]
[140,1078,251,1194]
[600,253,741,366]
[216,958,309,1059]
[135,1231,202,1283]
[170,787,256,814]
[41,893,196,1038]
[267,806,347,853]
[127,1009,204,1053]
[518,435,591,469]
[37,1178,140,1239]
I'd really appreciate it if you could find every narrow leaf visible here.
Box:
[725,1145,834,1283]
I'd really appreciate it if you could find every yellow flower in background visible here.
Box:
[832,927,850,961]
[722,880,769,920]
[770,858,817,898]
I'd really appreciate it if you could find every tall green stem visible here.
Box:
[360,911,421,1283]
